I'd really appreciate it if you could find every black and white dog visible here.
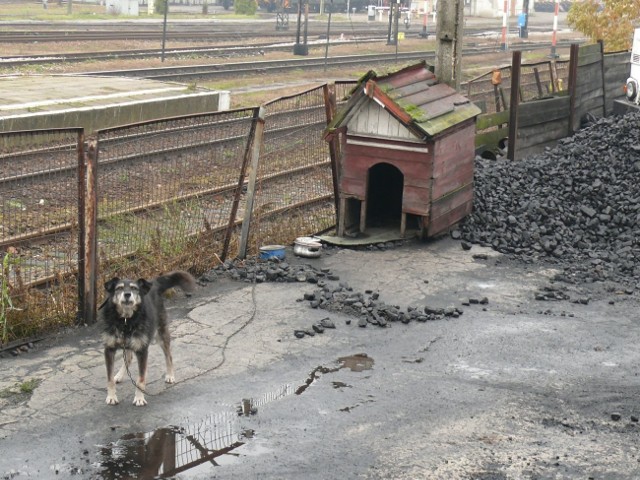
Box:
[100,271,196,406]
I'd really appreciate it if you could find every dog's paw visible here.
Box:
[133,396,148,407]
[114,372,124,383]
[165,374,175,384]
[106,395,119,405]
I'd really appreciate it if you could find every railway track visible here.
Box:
[71,41,576,81]
[0,23,387,43]
[0,20,556,43]
[0,38,385,67]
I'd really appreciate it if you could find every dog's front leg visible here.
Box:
[133,349,149,406]
[105,347,119,405]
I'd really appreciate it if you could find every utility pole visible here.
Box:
[435,0,464,89]
[294,0,309,55]
[386,0,399,45]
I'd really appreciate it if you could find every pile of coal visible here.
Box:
[300,281,466,329]
[205,257,479,337]
[203,257,336,284]
[458,112,640,286]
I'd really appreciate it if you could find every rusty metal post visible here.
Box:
[221,106,262,262]
[567,43,579,135]
[76,130,86,326]
[507,50,521,161]
[84,138,99,325]
[238,106,266,259]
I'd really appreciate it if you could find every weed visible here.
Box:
[1,253,19,345]
[19,378,41,394]
[0,378,42,401]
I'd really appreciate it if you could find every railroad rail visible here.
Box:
[0,38,384,67]
[0,24,387,42]
[0,20,556,43]
[71,42,577,81]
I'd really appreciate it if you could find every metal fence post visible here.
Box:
[238,106,266,259]
[84,138,98,325]
[76,130,86,326]
[221,106,262,262]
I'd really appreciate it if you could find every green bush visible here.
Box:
[234,0,257,15]
[155,0,168,15]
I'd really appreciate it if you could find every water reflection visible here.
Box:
[97,412,242,479]
[95,355,372,478]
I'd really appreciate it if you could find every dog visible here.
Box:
[100,271,196,407]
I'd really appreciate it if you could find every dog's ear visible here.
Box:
[138,278,153,295]
[104,278,119,293]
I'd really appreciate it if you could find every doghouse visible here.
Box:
[324,62,481,239]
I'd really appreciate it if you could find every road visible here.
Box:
[1,236,639,479]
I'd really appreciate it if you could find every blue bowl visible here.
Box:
[259,245,286,260]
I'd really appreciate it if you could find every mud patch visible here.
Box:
[296,353,374,394]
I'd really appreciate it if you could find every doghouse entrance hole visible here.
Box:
[367,163,403,228]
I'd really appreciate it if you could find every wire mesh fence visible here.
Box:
[0,128,84,343]
[247,85,336,252]
[94,109,258,283]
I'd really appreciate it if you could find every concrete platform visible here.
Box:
[0,74,230,133]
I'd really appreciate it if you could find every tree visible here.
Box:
[567,0,640,52]
[235,0,257,14]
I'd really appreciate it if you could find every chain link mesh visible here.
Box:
[0,129,83,342]
[248,85,336,252]
[95,109,257,281]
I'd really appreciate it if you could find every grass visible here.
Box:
[1,253,18,345]
[0,378,42,404]
[19,378,40,394]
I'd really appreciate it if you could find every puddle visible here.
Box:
[94,384,294,479]
[95,412,245,479]
[296,353,374,394]
[93,355,371,478]
[338,353,374,372]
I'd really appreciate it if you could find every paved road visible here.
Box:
[1,237,639,479]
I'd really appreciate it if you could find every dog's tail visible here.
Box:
[153,271,197,296]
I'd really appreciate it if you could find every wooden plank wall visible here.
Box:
[572,42,605,132]
[475,46,630,160]
[515,95,570,159]
[603,51,630,115]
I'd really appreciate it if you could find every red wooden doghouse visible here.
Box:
[325,62,481,239]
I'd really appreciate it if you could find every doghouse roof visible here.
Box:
[326,61,480,140]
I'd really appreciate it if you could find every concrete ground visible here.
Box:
[1,236,639,479]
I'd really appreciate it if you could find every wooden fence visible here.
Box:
[473,43,629,160]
